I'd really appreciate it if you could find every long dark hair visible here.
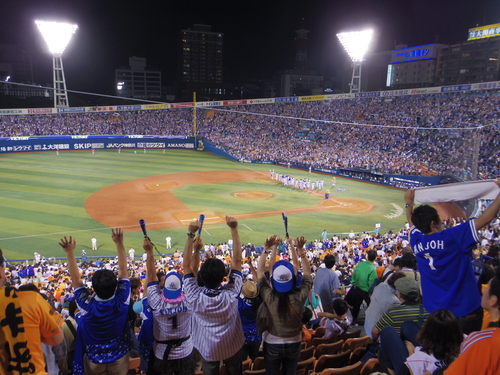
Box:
[270,278,298,322]
[417,309,463,362]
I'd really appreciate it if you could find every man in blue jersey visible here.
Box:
[60,229,131,375]
[404,181,500,334]
[144,237,194,375]
[183,216,244,375]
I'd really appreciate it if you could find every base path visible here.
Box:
[85,171,373,232]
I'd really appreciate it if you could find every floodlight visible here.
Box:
[337,29,373,93]
[36,21,78,56]
[35,20,78,108]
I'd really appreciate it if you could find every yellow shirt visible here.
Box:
[0,289,64,375]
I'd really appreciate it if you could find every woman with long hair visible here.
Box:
[256,235,312,375]
[405,309,463,374]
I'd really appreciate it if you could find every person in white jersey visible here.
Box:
[144,237,194,375]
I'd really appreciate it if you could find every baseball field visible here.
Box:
[0,149,407,261]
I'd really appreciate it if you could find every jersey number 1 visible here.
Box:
[424,253,436,270]
[168,315,178,329]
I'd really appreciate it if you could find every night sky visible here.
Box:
[2,0,499,96]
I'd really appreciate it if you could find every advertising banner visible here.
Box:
[0,136,195,154]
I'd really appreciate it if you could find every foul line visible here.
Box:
[0,220,179,241]
[242,224,253,231]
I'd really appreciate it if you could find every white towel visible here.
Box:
[414,180,499,204]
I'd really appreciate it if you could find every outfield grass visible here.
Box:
[0,149,406,261]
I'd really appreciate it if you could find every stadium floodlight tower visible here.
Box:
[337,29,373,93]
[35,20,78,108]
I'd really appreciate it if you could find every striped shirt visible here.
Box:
[444,328,500,374]
[147,282,193,360]
[460,327,496,353]
[375,303,429,334]
[183,270,245,361]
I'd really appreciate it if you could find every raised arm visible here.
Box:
[247,257,258,280]
[144,237,156,284]
[192,237,203,277]
[404,189,415,227]
[296,236,311,276]
[226,216,242,272]
[183,220,200,275]
[288,236,300,277]
[112,228,128,279]
[59,236,83,289]
[269,236,280,272]
[257,235,278,280]
[474,179,500,230]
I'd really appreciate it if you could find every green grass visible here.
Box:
[0,150,407,261]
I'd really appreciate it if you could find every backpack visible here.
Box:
[369,270,394,295]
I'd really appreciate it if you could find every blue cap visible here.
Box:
[163,271,183,299]
[272,260,295,293]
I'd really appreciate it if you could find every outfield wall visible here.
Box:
[0,135,195,153]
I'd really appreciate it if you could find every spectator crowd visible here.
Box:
[2,183,500,374]
[1,91,500,180]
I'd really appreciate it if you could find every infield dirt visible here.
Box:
[85,171,373,232]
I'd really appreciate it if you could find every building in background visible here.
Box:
[0,44,50,100]
[362,50,393,91]
[275,20,324,97]
[178,24,227,101]
[0,44,35,84]
[115,57,161,99]
[436,23,500,85]
[386,44,447,89]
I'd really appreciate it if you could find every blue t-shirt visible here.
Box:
[410,221,480,317]
[238,295,261,343]
[74,278,131,372]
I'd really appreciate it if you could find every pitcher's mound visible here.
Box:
[146,182,179,190]
[234,191,273,199]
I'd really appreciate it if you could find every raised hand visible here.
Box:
[404,189,415,206]
[265,235,278,249]
[111,228,124,244]
[188,220,200,234]
[59,236,76,254]
[143,237,153,252]
[296,236,307,249]
[226,215,238,229]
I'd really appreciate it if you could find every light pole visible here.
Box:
[35,20,78,108]
[337,29,373,93]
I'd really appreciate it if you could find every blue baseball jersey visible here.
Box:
[410,221,481,317]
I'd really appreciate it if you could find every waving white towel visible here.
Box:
[414,180,499,204]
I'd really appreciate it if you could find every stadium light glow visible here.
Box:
[35,21,78,56]
[337,29,373,93]
[35,20,78,108]
[337,30,373,62]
